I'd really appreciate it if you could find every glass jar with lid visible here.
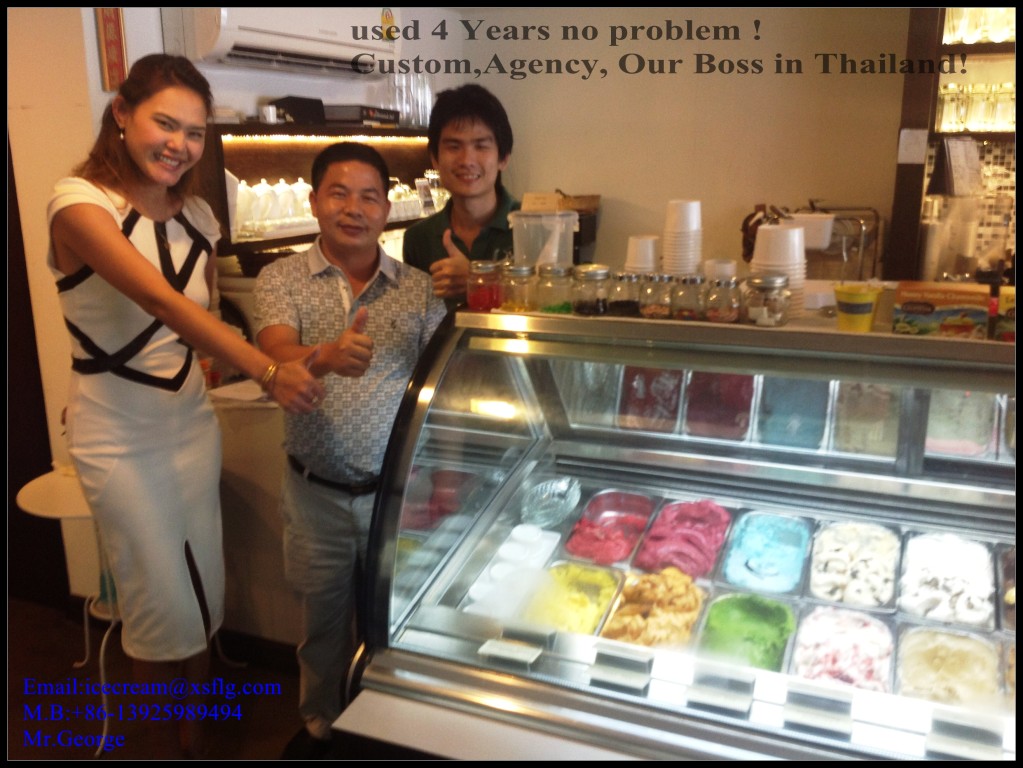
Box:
[499,262,536,312]
[672,274,707,320]
[639,274,674,319]
[607,272,641,317]
[705,277,742,323]
[535,264,574,314]
[571,263,610,316]
[467,260,501,312]
[743,273,791,327]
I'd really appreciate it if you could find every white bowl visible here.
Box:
[789,212,835,251]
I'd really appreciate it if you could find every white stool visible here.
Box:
[17,468,119,758]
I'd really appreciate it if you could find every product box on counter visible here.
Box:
[891,281,989,339]
[993,285,1015,342]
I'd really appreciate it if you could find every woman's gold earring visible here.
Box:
[119,130,125,141]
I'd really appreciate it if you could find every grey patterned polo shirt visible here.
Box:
[253,239,447,483]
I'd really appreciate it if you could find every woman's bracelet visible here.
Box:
[259,362,280,394]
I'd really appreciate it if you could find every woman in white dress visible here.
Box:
[46,54,325,756]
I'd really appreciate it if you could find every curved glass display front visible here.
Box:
[365,314,1015,761]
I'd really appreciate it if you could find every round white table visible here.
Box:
[16,469,117,620]
[17,469,120,758]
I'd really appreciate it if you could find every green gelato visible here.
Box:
[698,593,796,671]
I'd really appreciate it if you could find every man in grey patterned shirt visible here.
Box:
[254,143,447,757]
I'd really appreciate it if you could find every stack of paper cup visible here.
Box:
[625,234,659,274]
[750,224,806,315]
[703,259,738,281]
[662,199,702,275]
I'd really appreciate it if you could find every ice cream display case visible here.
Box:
[355,312,1015,760]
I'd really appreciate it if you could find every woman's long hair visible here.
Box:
[74,53,213,199]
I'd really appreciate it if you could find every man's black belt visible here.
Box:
[288,455,380,496]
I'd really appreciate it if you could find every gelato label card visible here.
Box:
[686,661,756,715]
[478,638,543,666]
[593,640,655,673]
[925,708,1005,761]
[783,703,853,739]
[501,621,557,648]
[783,681,854,739]
[589,664,650,693]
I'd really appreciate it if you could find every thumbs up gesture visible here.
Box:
[428,229,471,298]
[331,306,373,377]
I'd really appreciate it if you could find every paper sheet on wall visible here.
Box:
[897,129,928,164]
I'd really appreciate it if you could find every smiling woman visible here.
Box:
[44,52,324,758]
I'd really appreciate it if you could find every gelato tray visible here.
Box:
[616,366,685,433]
[896,626,1002,708]
[791,606,894,692]
[400,466,482,532]
[755,376,831,450]
[720,511,811,595]
[462,525,562,621]
[518,561,622,635]
[633,498,733,578]
[897,532,995,629]
[697,592,797,672]
[999,544,1015,632]
[1006,642,1016,702]
[683,371,755,441]
[600,566,706,648]
[564,490,656,566]
[808,520,900,609]
[831,382,902,458]
[924,388,998,459]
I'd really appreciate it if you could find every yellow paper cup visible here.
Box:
[834,283,883,333]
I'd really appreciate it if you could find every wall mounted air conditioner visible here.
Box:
[161,7,401,78]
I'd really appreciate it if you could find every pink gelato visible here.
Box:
[792,606,893,692]
[565,514,649,565]
[633,499,732,577]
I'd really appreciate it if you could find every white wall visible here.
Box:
[461,7,909,267]
[10,7,911,472]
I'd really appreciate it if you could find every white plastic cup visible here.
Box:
[665,199,702,232]
[625,234,659,273]
[752,224,806,265]
[703,259,738,280]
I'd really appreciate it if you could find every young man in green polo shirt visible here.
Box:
[402,84,519,309]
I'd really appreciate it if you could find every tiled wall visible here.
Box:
[924,138,1016,264]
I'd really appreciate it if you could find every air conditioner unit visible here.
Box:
[161,7,401,78]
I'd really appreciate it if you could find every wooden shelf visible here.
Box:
[195,124,431,257]
[930,132,1016,143]
[211,122,429,139]
[940,42,1016,56]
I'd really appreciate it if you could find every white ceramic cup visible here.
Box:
[625,234,658,273]
[260,104,279,124]
[752,224,806,265]
[665,199,702,232]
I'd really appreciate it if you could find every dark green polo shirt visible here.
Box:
[402,187,520,309]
